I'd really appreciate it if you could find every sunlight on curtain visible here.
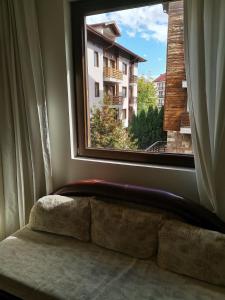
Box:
[0,0,52,239]
[184,0,225,221]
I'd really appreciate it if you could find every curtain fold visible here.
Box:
[0,0,52,239]
[184,0,225,221]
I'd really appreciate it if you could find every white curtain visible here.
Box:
[0,0,52,239]
[184,0,225,221]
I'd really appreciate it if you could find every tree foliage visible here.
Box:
[90,97,137,150]
[129,106,167,150]
[137,77,157,113]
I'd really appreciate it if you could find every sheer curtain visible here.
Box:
[0,0,52,239]
[184,0,225,221]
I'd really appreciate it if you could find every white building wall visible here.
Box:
[87,41,103,111]
[155,80,165,109]
[118,56,130,127]
[132,63,138,115]
[133,63,138,76]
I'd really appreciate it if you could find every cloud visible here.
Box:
[126,31,136,38]
[141,32,151,41]
[86,4,168,43]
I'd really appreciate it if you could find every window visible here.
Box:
[110,59,115,69]
[95,82,99,97]
[103,57,108,67]
[71,0,194,167]
[94,51,99,67]
[122,63,127,75]
[122,109,127,119]
[122,87,127,98]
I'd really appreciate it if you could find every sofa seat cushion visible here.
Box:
[0,228,225,300]
[158,219,225,286]
[28,195,92,241]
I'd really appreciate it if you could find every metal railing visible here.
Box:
[145,141,167,153]
[103,67,123,80]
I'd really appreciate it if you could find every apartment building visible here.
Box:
[87,22,145,127]
[154,73,166,109]
[163,0,192,154]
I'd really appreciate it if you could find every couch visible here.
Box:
[0,179,225,300]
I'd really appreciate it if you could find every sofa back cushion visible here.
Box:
[91,198,164,259]
[29,195,92,241]
[158,219,225,286]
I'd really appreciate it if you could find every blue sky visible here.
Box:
[86,4,168,79]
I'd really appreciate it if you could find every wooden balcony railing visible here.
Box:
[104,95,123,105]
[129,75,138,84]
[180,112,190,127]
[103,67,123,81]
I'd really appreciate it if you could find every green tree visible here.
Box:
[129,106,167,149]
[137,77,157,113]
[90,97,137,150]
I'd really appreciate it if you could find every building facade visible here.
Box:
[163,0,192,154]
[154,73,166,109]
[87,22,145,127]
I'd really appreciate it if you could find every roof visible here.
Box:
[154,73,166,82]
[87,24,146,63]
[90,21,121,37]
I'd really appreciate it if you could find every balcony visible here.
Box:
[129,75,138,85]
[104,95,124,105]
[103,67,123,82]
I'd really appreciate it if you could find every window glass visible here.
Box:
[72,0,194,167]
[95,82,100,97]
[94,51,99,67]
[122,63,127,75]
[122,87,127,98]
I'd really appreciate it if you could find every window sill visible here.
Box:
[71,155,195,173]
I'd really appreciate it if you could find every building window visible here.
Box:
[122,87,127,98]
[95,82,100,97]
[103,57,108,67]
[110,59,115,69]
[94,51,99,67]
[71,0,194,168]
[122,63,127,75]
[122,109,127,119]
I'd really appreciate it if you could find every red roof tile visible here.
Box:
[154,73,166,82]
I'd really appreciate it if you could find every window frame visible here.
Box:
[95,82,100,97]
[94,51,99,67]
[122,108,127,120]
[70,0,194,168]
[122,62,127,75]
[122,86,127,98]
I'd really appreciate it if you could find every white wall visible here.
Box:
[119,56,129,127]
[36,0,199,203]
[87,41,103,109]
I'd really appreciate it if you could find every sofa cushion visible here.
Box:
[157,219,225,286]
[91,198,164,258]
[28,195,92,241]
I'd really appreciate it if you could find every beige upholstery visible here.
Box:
[28,195,92,241]
[91,198,164,258]
[1,227,225,300]
[158,219,225,286]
